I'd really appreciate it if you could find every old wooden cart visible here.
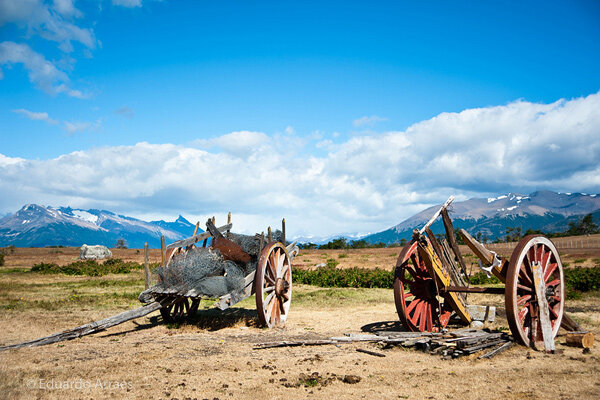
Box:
[140,216,298,328]
[393,197,567,350]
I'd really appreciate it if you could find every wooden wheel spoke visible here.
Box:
[264,285,275,293]
[281,263,290,279]
[546,278,560,287]
[517,294,531,306]
[278,295,286,315]
[517,283,533,293]
[518,306,528,323]
[544,262,558,283]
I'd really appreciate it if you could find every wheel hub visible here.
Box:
[275,278,289,296]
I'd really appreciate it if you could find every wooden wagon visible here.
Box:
[140,216,298,328]
[393,196,569,351]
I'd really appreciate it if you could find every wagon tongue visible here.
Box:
[205,219,252,264]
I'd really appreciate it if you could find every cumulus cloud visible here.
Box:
[12,108,58,124]
[353,115,387,127]
[1,92,599,237]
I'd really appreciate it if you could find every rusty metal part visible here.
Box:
[255,242,292,328]
[459,229,508,283]
[505,235,564,347]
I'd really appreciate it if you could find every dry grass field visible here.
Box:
[0,239,599,399]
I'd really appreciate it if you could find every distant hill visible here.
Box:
[0,204,198,248]
[362,191,600,245]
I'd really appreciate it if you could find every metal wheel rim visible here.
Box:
[505,235,564,346]
[255,242,292,328]
[393,240,450,332]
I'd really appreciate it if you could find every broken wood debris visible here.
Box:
[254,329,513,359]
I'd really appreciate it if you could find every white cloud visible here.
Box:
[353,115,387,127]
[64,119,101,134]
[12,108,58,124]
[0,0,95,51]
[1,92,599,237]
[113,0,142,7]
[0,41,87,98]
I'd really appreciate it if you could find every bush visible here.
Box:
[292,266,394,289]
[31,258,145,276]
[468,271,501,285]
[564,267,600,293]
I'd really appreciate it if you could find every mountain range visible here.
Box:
[0,205,198,248]
[362,191,600,244]
[1,191,599,248]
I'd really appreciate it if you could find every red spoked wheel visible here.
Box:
[505,235,564,346]
[255,242,292,328]
[393,240,452,332]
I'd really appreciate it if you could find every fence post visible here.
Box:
[144,242,149,290]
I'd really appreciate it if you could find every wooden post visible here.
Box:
[192,221,199,236]
[260,232,265,253]
[268,226,272,242]
[143,242,150,290]
[282,218,286,245]
[160,235,166,266]
[227,212,232,237]
[440,209,468,278]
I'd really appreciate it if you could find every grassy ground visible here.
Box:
[0,247,599,399]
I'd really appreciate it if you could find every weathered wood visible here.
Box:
[418,196,454,235]
[477,341,514,359]
[144,242,150,290]
[565,331,594,349]
[0,302,163,351]
[440,208,468,278]
[206,219,251,263]
[356,348,386,357]
[561,312,582,332]
[461,339,507,354]
[167,224,232,249]
[160,235,166,265]
[214,271,256,310]
[282,218,286,245]
[443,286,505,294]
[268,226,272,242]
[192,221,200,237]
[459,229,507,283]
[532,262,555,352]
[456,332,505,348]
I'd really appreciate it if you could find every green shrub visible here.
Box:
[564,267,600,293]
[31,259,145,276]
[292,266,394,289]
[468,271,501,285]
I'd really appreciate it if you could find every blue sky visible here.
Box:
[1,0,599,237]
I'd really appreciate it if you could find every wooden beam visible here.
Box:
[166,224,232,249]
[160,235,166,266]
[440,208,468,278]
[0,302,163,351]
[418,196,454,235]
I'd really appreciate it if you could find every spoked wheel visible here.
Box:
[255,242,292,328]
[160,297,200,323]
[393,240,452,332]
[505,235,565,347]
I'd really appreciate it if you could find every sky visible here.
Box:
[1,0,599,238]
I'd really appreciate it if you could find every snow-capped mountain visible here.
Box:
[0,204,197,248]
[363,191,600,244]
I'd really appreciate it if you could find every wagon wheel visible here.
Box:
[160,297,201,323]
[505,235,564,346]
[255,242,292,328]
[393,240,453,332]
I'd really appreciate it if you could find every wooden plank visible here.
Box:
[418,196,454,235]
[0,302,163,351]
[531,262,555,352]
[477,341,514,359]
[166,224,232,249]
[440,208,468,278]
[356,348,386,357]
[214,271,256,310]
[459,229,507,283]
